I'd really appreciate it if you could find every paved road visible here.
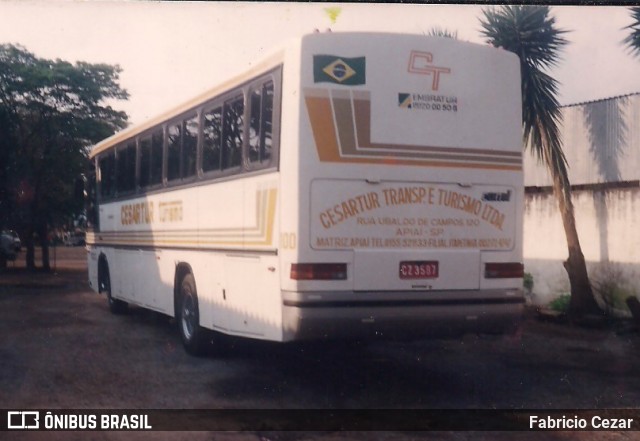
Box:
[1,247,639,440]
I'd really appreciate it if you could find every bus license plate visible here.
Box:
[399,261,439,279]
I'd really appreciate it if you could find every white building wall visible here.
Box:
[524,187,640,308]
[523,93,640,309]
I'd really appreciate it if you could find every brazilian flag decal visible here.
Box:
[313,55,366,85]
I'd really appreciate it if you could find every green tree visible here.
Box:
[480,5,602,318]
[623,6,640,57]
[0,44,128,271]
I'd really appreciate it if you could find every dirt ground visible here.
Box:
[1,247,639,441]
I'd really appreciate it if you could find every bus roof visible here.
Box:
[90,31,517,159]
[89,48,286,159]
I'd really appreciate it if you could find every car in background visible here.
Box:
[64,232,86,247]
[1,230,21,253]
[0,230,19,262]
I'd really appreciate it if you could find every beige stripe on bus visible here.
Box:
[88,189,277,248]
[304,88,522,171]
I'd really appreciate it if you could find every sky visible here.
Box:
[1,1,639,127]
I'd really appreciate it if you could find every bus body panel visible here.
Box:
[88,170,282,340]
[88,32,524,346]
[279,33,524,340]
[281,290,521,341]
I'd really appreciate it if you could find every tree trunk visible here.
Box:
[25,227,36,271]
[39,222,50,272]
[550,170,602,318]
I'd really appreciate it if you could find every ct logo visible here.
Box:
[407,51,451,91]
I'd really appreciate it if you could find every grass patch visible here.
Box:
[548,293,571,313]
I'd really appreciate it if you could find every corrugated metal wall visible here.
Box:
[524,93,640,187]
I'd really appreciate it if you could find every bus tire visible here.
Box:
[178,273,209,356]
[99,260,128,314]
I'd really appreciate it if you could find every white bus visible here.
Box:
[87,32,525,355]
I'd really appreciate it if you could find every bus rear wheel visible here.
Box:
[99,260,127,314]
[178,273,210,356]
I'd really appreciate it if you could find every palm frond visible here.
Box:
[480,5,570,194]
[481,6,568,70]
[428,27,458,39]
[623,7,640,58]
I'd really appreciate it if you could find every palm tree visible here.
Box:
[623,6,640,57]
[428,27,458,39]
[480,5,602,318]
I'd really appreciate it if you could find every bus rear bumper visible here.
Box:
[281,289,525,341]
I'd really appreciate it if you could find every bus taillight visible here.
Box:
[290,263,348,280]
[484,262,524,279]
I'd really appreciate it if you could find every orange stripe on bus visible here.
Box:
[304,95,342,162]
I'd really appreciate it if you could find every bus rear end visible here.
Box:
[279,32,524,341]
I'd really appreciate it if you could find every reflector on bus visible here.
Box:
[484,262,524,279]
[290,263,348,280]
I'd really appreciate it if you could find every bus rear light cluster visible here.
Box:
[484,262,524,279]
[290,263,347,280]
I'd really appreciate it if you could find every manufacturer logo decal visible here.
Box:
[482,190,512,202]
[314,55,366,85]
[398,92,457,113]
[408,50,451,91]
[398,93,413,108]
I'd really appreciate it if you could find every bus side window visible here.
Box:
[167,122,181,182]
[116,142,136,194]
[139,136,152,188]
[87,164,99,230]
[182,114,198,179]
[151,129,163,185]
[249,80,274,167]
[203,106,222,173]
[222,94,244,170]
[98,151,115,200]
